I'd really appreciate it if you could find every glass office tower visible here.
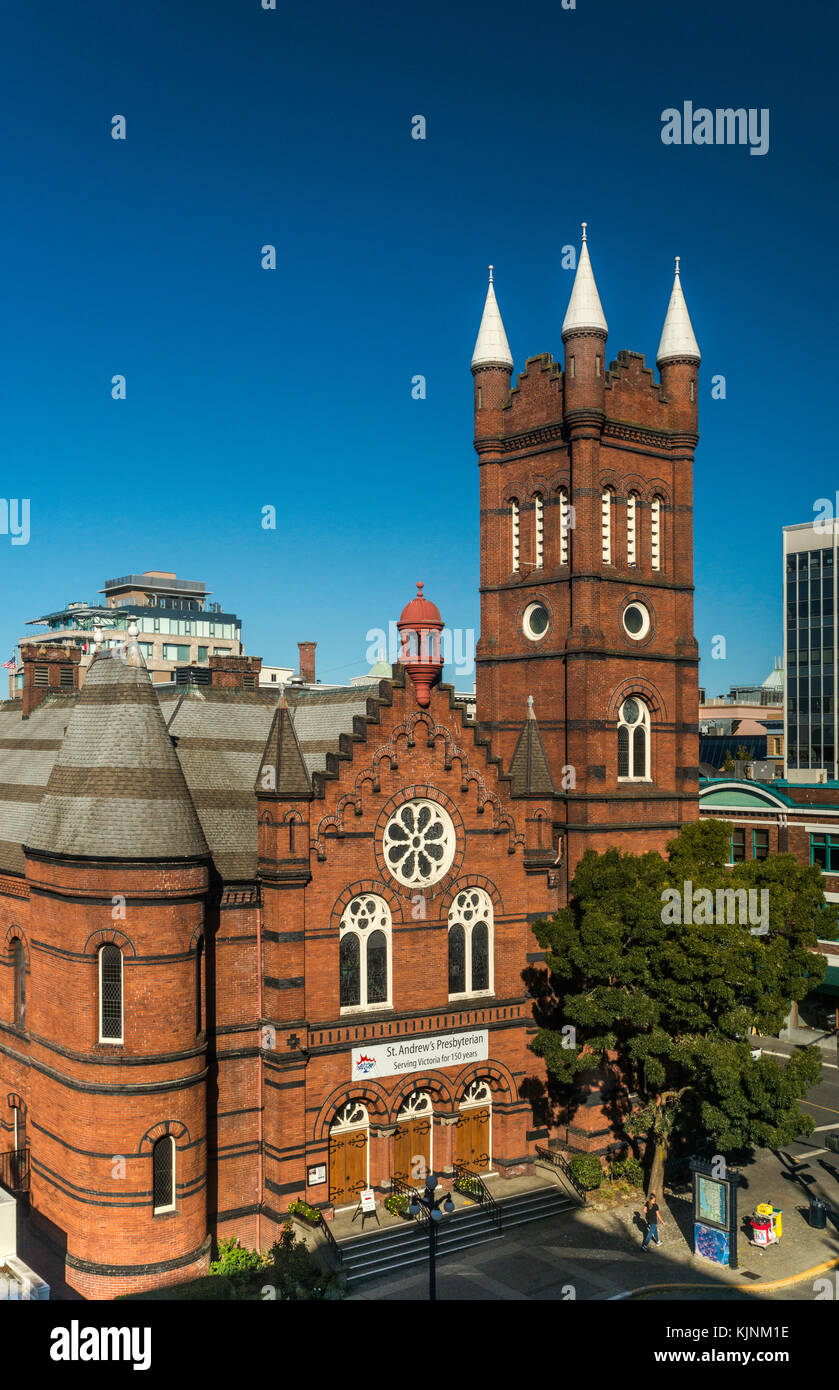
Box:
[783,520,836,778]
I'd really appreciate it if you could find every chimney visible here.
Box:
[298,641,316,685]
[208,654,263,691]
[21,645,82,718]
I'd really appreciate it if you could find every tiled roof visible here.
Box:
[26,651,209,861]
[284,686,382,776]
[507,699,555,797]
[258,702,312,801]
[165,687,278,880]
[0,697,77,874]
[0,667,492,884]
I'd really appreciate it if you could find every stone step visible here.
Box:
[340,1183,575,1288]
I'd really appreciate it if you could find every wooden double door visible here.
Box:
[328,1127,368,1207]
[392,1115,432,1184]
[454,1107,490,1171]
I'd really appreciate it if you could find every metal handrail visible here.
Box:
[452,1163,502,1232]
[535,1144,587,1203]
[0,1147,29,1195]
[317,1213,343,1264]
[390,1175,428,1224]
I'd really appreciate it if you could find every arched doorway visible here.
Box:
[455,1079,491,1172]
[393,1090,433,1184]
[328,1100,369,1208]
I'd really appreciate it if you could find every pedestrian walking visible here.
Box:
[641,1191,665,1250]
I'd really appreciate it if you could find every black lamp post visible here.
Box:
[408,1173,455,1301]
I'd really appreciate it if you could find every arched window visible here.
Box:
[460,1078,492,1109]
[559,488,570,566]
[626,492,638,566]
[339,895,391,1011]
[511,499,520,572]
[533,494,544,568]
[9,940,25,1030]
[152,1135,175,1214]
[195,937,204,1034]
[397,1090,433,1121]
[617,697,650,781]
[448,889,493,998]
[601,487,614,564]
[651,496,662,572]
[99,943,123,1044]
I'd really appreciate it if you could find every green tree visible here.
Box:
[530,819,837,1195]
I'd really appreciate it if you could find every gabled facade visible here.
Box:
[0,238,703,1296]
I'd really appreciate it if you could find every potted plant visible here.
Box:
[384,1192,411,1219]
[286,1199,323,1228]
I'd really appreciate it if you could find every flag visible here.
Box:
[1,658,15,670]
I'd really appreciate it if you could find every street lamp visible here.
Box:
[408,1173,455,1301]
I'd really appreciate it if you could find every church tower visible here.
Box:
[473,234,700,898]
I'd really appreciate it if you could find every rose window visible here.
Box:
[382,800,456,887]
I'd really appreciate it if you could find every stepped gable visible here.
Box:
[26,650,209,861]
[283,667,532,803]
[283,684,392,782]
[0,695,78,875]
[507,696,556,797]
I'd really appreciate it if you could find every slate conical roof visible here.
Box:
[507,696,556,796]
[26,647,209,860]
[256,699,312,799]
[656,257,700,366]
[471,267,514,369]
[562,224,608,339]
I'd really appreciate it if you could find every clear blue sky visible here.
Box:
[0,0,833,692]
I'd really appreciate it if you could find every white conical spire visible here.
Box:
[656,257,700,366]
[561,223,608,338]
[471,266,513,369]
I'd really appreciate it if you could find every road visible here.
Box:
[351,1038,839,1303]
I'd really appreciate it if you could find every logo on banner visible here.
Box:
[355,1053,376,1075]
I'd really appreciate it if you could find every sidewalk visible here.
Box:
[347,1147,839,1302]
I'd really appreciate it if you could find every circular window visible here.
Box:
[523,602,550,642]
[622,602,650,640]
[383,800,456,887]
[621,697,640,725]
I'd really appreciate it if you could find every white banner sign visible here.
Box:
[350,1030,489,1082]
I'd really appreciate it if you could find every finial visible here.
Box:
[527,694,535,717]
[675,255,681,276]
[417,581,424,597]
[93,625,104,649]
[581,221,587,243]
[127,619,139,641]
[488,265,494,283]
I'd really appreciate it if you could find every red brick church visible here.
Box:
[0,229,701,1297]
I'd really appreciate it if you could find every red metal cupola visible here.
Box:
[397,582,444,707]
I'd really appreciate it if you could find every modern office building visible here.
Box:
[783,522,837,780]
[15,570,244,688]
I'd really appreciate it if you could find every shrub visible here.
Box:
[610,1156,644,1187]
[263,1222,343,1301]
[385,1192,410,1217]
[568,1154,604,1191]
[210,1236,269,1285]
